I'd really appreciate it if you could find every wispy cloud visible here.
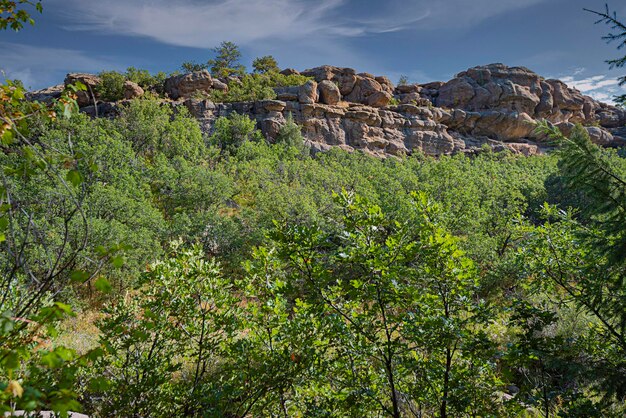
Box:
[55,0,423,48]
[561,74,625,105]
[53,0,548,49]
[0,42,121,89]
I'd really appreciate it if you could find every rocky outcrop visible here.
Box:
[420,63,626,146]
[32,63,626,158]
[164,70,213,100]
[182,97,542,157]
[65,73,101,107]
[123,81,144,100]
[300,66,393,108]
[26,84,64,103]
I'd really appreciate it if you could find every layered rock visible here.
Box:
[164,70,213,99]
[183,97,534,157]
[420,63,626,146]
[25,84,64,103]
[29,63,626,158]
[300,65,392,108]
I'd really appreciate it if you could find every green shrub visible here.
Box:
[252,55,279,74]
[125,66,167,90]
[97,71,126,101]
[97,68,167,101]
[210,72,310,103]
[210,112,262,154]
[275,113,308,156]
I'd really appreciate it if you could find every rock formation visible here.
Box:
[123,80,144,100]
[178,64,625,157]
[164,70,213,100]
[30,64,626,157]
[64,73,101,107]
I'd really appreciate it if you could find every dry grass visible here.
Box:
[55,310,102,355]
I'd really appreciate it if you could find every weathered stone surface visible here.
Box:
[375,76,394,94]
[211,79,229,91]
[366,91,392,108]
[301,66,358,96]
[344,76,384,104]
[431,63,626,129]
[65,73,101,107]
[317,80,341,105]
[183,98,216,119]
[260,100,286,112]
[26,84,64,103]
[556,122,615,146]
[40,63,626,158]
[280,68,300,76]
[123,80,144,99]
[274,85,299,101]
[299,80,318,104]
[396,84,421,94]
[164,70,213,100]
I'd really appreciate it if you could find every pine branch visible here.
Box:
[585,4,626,69]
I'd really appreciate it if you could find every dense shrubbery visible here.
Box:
[207,72,311,103]
[97,68,167,101]
[4,4,626,415]
[3,90,626,416]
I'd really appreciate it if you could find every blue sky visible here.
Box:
[2,0,625,103]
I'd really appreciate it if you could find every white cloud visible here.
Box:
[561,74,626,105]
[55,0,417,48]
[0,42,121,89]
[52,0,548,49]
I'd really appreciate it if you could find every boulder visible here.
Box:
[426,63,626,133]
[183,98,216,119]
[211,79,229,92]
[260,100,287,112]
[396,84,421,94]
[301,66,357,96]
[280,68,300,76]
[367,91,392,108]
[436,77,476,108]
[64,73,101,107]
[317,80,341,105]
[375,76,394,94]
[557,122,615,146]
[298,80,318,104]
[274,86,299,101]
[123,80,144,99]
[344,76,384,103]
[164,70,213,100]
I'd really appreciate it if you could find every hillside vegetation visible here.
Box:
[1,3,626,418]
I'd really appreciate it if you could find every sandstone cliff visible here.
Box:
[30,63,626,157]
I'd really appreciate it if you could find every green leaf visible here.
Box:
[111,256,125,269]
[1,129,15,145]
[70,270,90,282]
[54,302,74,315]
[94,277,112,293]
[66,169,83,187]
[2,351,20,370]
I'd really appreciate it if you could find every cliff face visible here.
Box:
[181,63,626,157]
[32,63,626,157]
